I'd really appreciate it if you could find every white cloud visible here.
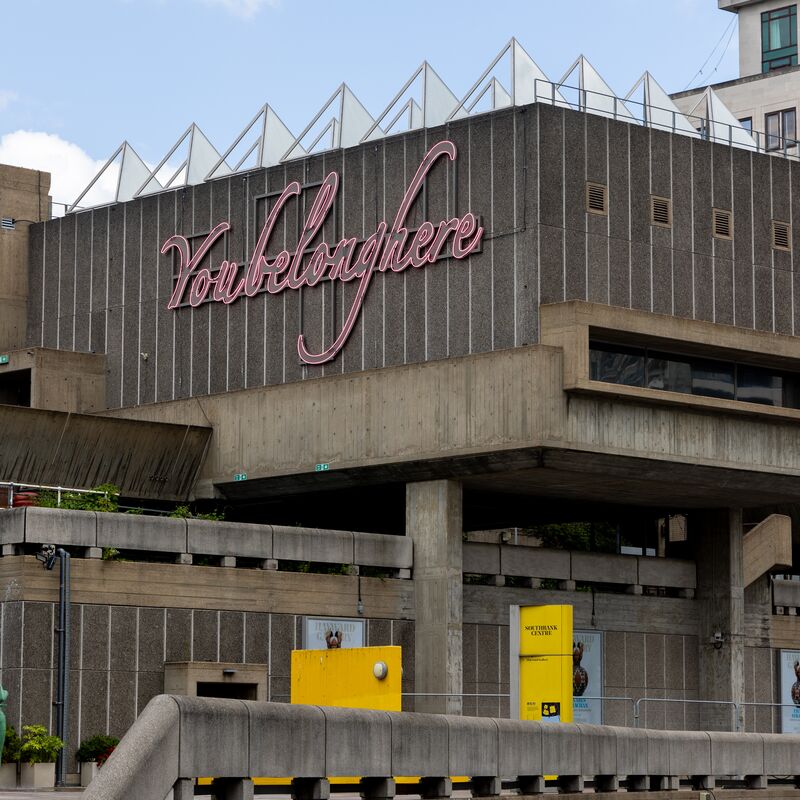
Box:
[0,130,118,212]
[200,0,278,18]
[0,90,17,112]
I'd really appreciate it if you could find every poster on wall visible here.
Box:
[303,617,365,650]
[779,649,800,733]
[573,630,604,725]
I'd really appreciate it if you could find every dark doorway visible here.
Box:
[196,681,258,700]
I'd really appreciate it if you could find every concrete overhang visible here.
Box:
[0,404,211,500]
[106,301,800,509]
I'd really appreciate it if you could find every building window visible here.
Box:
[589,340,800,409]
[762,5,798,72]
[739,117,753,134]
[766,108,797,150]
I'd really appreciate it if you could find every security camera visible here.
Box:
[711,631,724,649]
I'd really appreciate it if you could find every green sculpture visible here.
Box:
[0,684,7,758]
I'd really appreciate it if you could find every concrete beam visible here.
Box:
[743,514,792,587]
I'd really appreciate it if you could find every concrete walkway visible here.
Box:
[0,792,83,798]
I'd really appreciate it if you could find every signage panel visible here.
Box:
[510,604,573,722]
[572,629,603,724]
[779,648,800,732]
[303,616,365,650]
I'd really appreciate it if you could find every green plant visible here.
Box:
[76,734,119,764]
[2,725,21,764]
[102,547,122,561]
[35,484,120,513]
[19,724,63,765]
[169,504,191,519]
[124,507,144,515]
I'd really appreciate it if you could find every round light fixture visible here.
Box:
[373,661,388,680]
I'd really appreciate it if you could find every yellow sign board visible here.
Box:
[291,645,401,711]
[512,605,573,722]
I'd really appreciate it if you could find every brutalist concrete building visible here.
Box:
[3,0,800,772]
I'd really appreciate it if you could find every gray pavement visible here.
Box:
[0,792,83,798]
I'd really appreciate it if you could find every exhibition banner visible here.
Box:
[573,630,603,724]
[303,616,365,650]
[779,648,800,733]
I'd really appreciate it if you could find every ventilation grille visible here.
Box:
[773,220,791,251]
[651,196,672,228]
[586,182,608,215]
[713,208,732,239]
[0,218,15,231]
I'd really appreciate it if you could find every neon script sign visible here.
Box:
[163,140,484,365]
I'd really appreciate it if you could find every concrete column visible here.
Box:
[693,508,744,732]
[407,479,463,715]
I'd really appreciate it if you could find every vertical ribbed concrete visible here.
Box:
[406,480,463,715]
[694,508,744,731]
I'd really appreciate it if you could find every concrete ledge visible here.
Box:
[187,519,273,559]
[499,546,570,580]
[83,694,179,800]
[353,532,412,569]
[773,578,800,610]
[497,719,542,778]
[85,698,800,799]
[0,508,25,544]
[173,695,249,778]
[572,552,637,585]
[391,712,449,777]
[273,526,353,564]
[638,557,696,589]
[97,512,188,554]
[463,542,500,575]
[321,706,391,777]
[709,731,764,777]
[0,506,98,547]
[248,702,325,778]
[447,716,498,778]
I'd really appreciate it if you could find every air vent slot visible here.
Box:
[713,208,732,240]
[651,196,672,228]
[0,218,15,231]
[586,182,608,215]
[772,220,791,251]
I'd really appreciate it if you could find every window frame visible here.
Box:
[766,107,797,151]
[762,5,798,72]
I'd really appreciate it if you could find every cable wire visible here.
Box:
[683,15,738,91]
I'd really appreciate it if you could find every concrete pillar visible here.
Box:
[693,508,744,732]
[407,480,463,715]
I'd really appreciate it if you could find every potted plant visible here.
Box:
[18,724,63,789]
[0,725,20,788]
[76,734,119,787]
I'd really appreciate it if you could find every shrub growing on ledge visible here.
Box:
[19,725,63,765]
[2,725,21,764]
[35,483,120,513]
[76,734,119,764]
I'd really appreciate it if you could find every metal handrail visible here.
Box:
[634,696,740,730]
[0,480,109,509]
[533,78,799,160]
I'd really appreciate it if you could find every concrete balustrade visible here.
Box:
[84,696,800,800]
[464,541,696,594]
[0,507,412,574]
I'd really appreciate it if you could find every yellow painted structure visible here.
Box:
[518,605,573,722]
[291,646,402,711]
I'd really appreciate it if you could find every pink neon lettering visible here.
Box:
[164,141,483,364]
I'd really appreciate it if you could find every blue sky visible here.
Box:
[0,0,739,208]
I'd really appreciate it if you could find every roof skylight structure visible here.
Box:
[68,141,156,212]
[626,72,699,136]
[362,62,458,142]
[282,84,376,161]
[448,38,567,119]
[558,56,635,121]
[135,124,222,197]
[206,104,295,180]
[685,87,757,149]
